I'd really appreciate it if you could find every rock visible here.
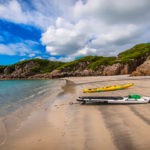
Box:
[50,70,61,78]
[4,67,14,74]
[81,69,93,76]
[102,63,124,75]
[131,60,150,76]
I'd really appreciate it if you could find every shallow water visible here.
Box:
[0,80,63,117]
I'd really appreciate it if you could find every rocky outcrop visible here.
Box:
[131,60,150,76]
[0,42,150,79]
[11,61,38,78]
[1,59,149,80]
[97,63,124,75]
[0,61,43,79]
[53,57,149,77]
[4,67,14,74]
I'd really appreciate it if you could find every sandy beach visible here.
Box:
[0,75,150,150]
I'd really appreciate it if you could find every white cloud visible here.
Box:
[35,56,42,59]
[19,58,26,62]
[49,56,73,62]
[91,25,138,47]
[0,44,16,55]
[0,0,78,29]
[73,46,97,56]
[0,42,37,56]
[41,0,150,60]
[41,17,89,55]
[0,0,52,29]
[41,17,140,58]
[29,53,36,57]
[1,0,150,61]
[74,0,150,24]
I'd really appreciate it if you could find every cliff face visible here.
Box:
[52,59,148,77]
[94,56,148,76]
[131,59,150,76]
[0,43,150,79]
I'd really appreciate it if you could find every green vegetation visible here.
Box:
[0,59,64,75]
[118,43,150,63]
[88,57,116,70]
[19,58,65,74]
[57,56,117,71]
[57,56,101,71]
[0,66,6,73]
[17,59,63,73]
[76,56,101,62]
[58,43,150,71]
[0,43,150,75]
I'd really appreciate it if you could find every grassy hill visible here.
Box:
[117,43,150,63]
[14,58,64,74]
[57,43,150,71]
[0,59,64,75]
[0,43,150,78]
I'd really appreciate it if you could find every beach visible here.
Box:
[0,75,150,150]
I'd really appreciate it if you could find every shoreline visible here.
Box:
[0,74,150,80]
[0,79,66,147]
[0,75,150,150]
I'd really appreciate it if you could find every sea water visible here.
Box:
[0,80,63,117]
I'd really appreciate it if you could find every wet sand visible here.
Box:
[0,75,150,150]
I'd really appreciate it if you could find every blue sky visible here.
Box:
[0,19,47,64]
[0,0,150,65]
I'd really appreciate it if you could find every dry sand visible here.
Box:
[0,75,150,150]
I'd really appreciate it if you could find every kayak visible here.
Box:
[77,95,150,104]
[83,83,134,93]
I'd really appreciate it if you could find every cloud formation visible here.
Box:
[41,18,95,56]
[0,0,53,29]
[74,0,150,24]
[41,0,150,61]
[0,40,39,57]
[1,0,150,62]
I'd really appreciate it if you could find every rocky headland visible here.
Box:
[0,43,150,79]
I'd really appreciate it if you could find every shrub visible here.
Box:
[88,57,116,70]
[118,43,150,63]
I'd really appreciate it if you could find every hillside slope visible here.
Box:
[53,43,150,77]
[0,43,150,79]
[0,59,64,79]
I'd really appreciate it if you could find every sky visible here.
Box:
[0,0,150,65]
